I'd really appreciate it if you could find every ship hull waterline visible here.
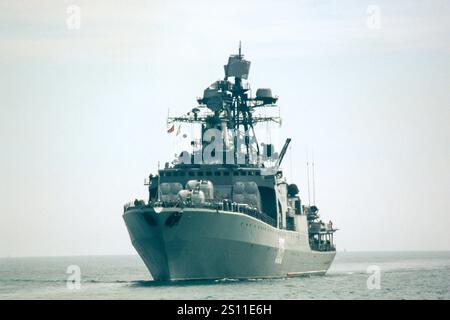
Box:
[123,207,336,281]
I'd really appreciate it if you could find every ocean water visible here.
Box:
[0,252,449,300]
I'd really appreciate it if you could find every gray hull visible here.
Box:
[123,207,336,281]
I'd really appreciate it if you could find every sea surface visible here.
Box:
[0,252,449,300]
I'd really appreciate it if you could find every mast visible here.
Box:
[312,150,316,206]
[307,151,311,206]
[168,43,281,167]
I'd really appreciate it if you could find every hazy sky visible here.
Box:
[0,0,449,257]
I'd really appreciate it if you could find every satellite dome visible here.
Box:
[256,88,272,99]
[256,88,277,104]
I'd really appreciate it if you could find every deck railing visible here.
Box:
[124,200,277,227]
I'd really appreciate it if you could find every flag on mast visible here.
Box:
[167,124,175,134]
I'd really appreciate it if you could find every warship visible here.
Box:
[123,45,337,281]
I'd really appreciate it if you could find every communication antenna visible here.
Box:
[312,149,316,206]
[306,150,311,206]
[157,161,161,202]
[167,108,170,127]
[278,107,282,128]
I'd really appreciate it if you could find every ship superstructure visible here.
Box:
[123,45,336,281]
